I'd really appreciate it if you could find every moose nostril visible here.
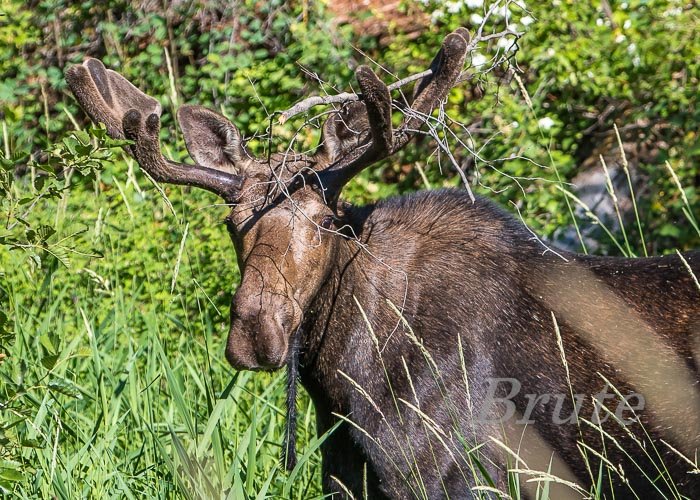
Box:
[226,312,289,371]
[254,345,285,369]
[253,334,287,369]
[225,343,241,368]
[252,315,289,370]
[224,327,261,371]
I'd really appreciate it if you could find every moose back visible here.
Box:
[66,28,699,499]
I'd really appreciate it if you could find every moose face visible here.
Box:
[176,106,365,371]
[65,27,469,372]
[222,178,340,371]
[226,195,334,370]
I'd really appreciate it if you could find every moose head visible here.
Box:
[66,29,470,372]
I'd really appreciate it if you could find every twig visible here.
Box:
[277,29,521,124]
[277,92,359,124]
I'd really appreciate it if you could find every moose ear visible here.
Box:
[177,105,247,173]
[318,101,371,163]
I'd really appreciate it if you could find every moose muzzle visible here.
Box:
[225,297,293,371]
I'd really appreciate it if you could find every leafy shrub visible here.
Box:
[1,0,355,152]
[387,0,699,253]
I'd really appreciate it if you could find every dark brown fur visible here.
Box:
[300,189,699,498]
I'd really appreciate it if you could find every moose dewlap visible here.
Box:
[66,28,699,500]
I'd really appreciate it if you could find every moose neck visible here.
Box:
[298,226,373,384]
[296,191,535,413]
[297,201,404,409]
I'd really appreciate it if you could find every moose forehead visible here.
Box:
[239,151,314,188]
[226,177,328,236]
[224,190,332,284]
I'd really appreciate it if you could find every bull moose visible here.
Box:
[66,28,699,499]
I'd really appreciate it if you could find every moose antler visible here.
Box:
[65,59,244,201]
[316,28,470,196]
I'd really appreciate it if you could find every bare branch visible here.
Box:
[278,92,359,124]
[277,30,521,124]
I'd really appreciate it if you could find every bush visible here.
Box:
[387,0,699,253]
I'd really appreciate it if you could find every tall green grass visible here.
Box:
[0,158,326,498]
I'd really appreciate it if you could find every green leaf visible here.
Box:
[0,460,23,483]
[72,130,91,145]
[47,378,83,399]
[20,438,42,449]
[38,334,55,354]
[41,354,59,370]
[37,225,56,242]
[659,224,681,237]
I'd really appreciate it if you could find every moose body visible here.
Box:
[66,28,699,499]
[296,189,700,498]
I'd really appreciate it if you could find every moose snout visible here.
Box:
[225,305,292,371]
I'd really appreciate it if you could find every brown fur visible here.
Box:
[299,189,699,498]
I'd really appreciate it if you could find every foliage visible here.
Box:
[0,127,122,348]
[0,0,698,497]
[0,127,128,493]
[1,0,355,153]
[391,0,699,254]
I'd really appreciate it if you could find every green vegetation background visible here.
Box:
[0,0,697,497]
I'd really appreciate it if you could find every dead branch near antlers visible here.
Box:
[277,29,521,124]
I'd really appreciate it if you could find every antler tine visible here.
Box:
[314,65,394,194]
[66,61,135,145]
[318,28,469,197]
[65,59,244,202]
[397,27,470,149]
[356,66,394,155]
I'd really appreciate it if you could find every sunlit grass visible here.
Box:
[0,163,324,498]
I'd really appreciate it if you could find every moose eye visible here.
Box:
[320,215,334,230]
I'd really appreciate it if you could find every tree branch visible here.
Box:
[277,30,521,124]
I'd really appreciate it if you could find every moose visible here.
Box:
[66,29,699,499]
